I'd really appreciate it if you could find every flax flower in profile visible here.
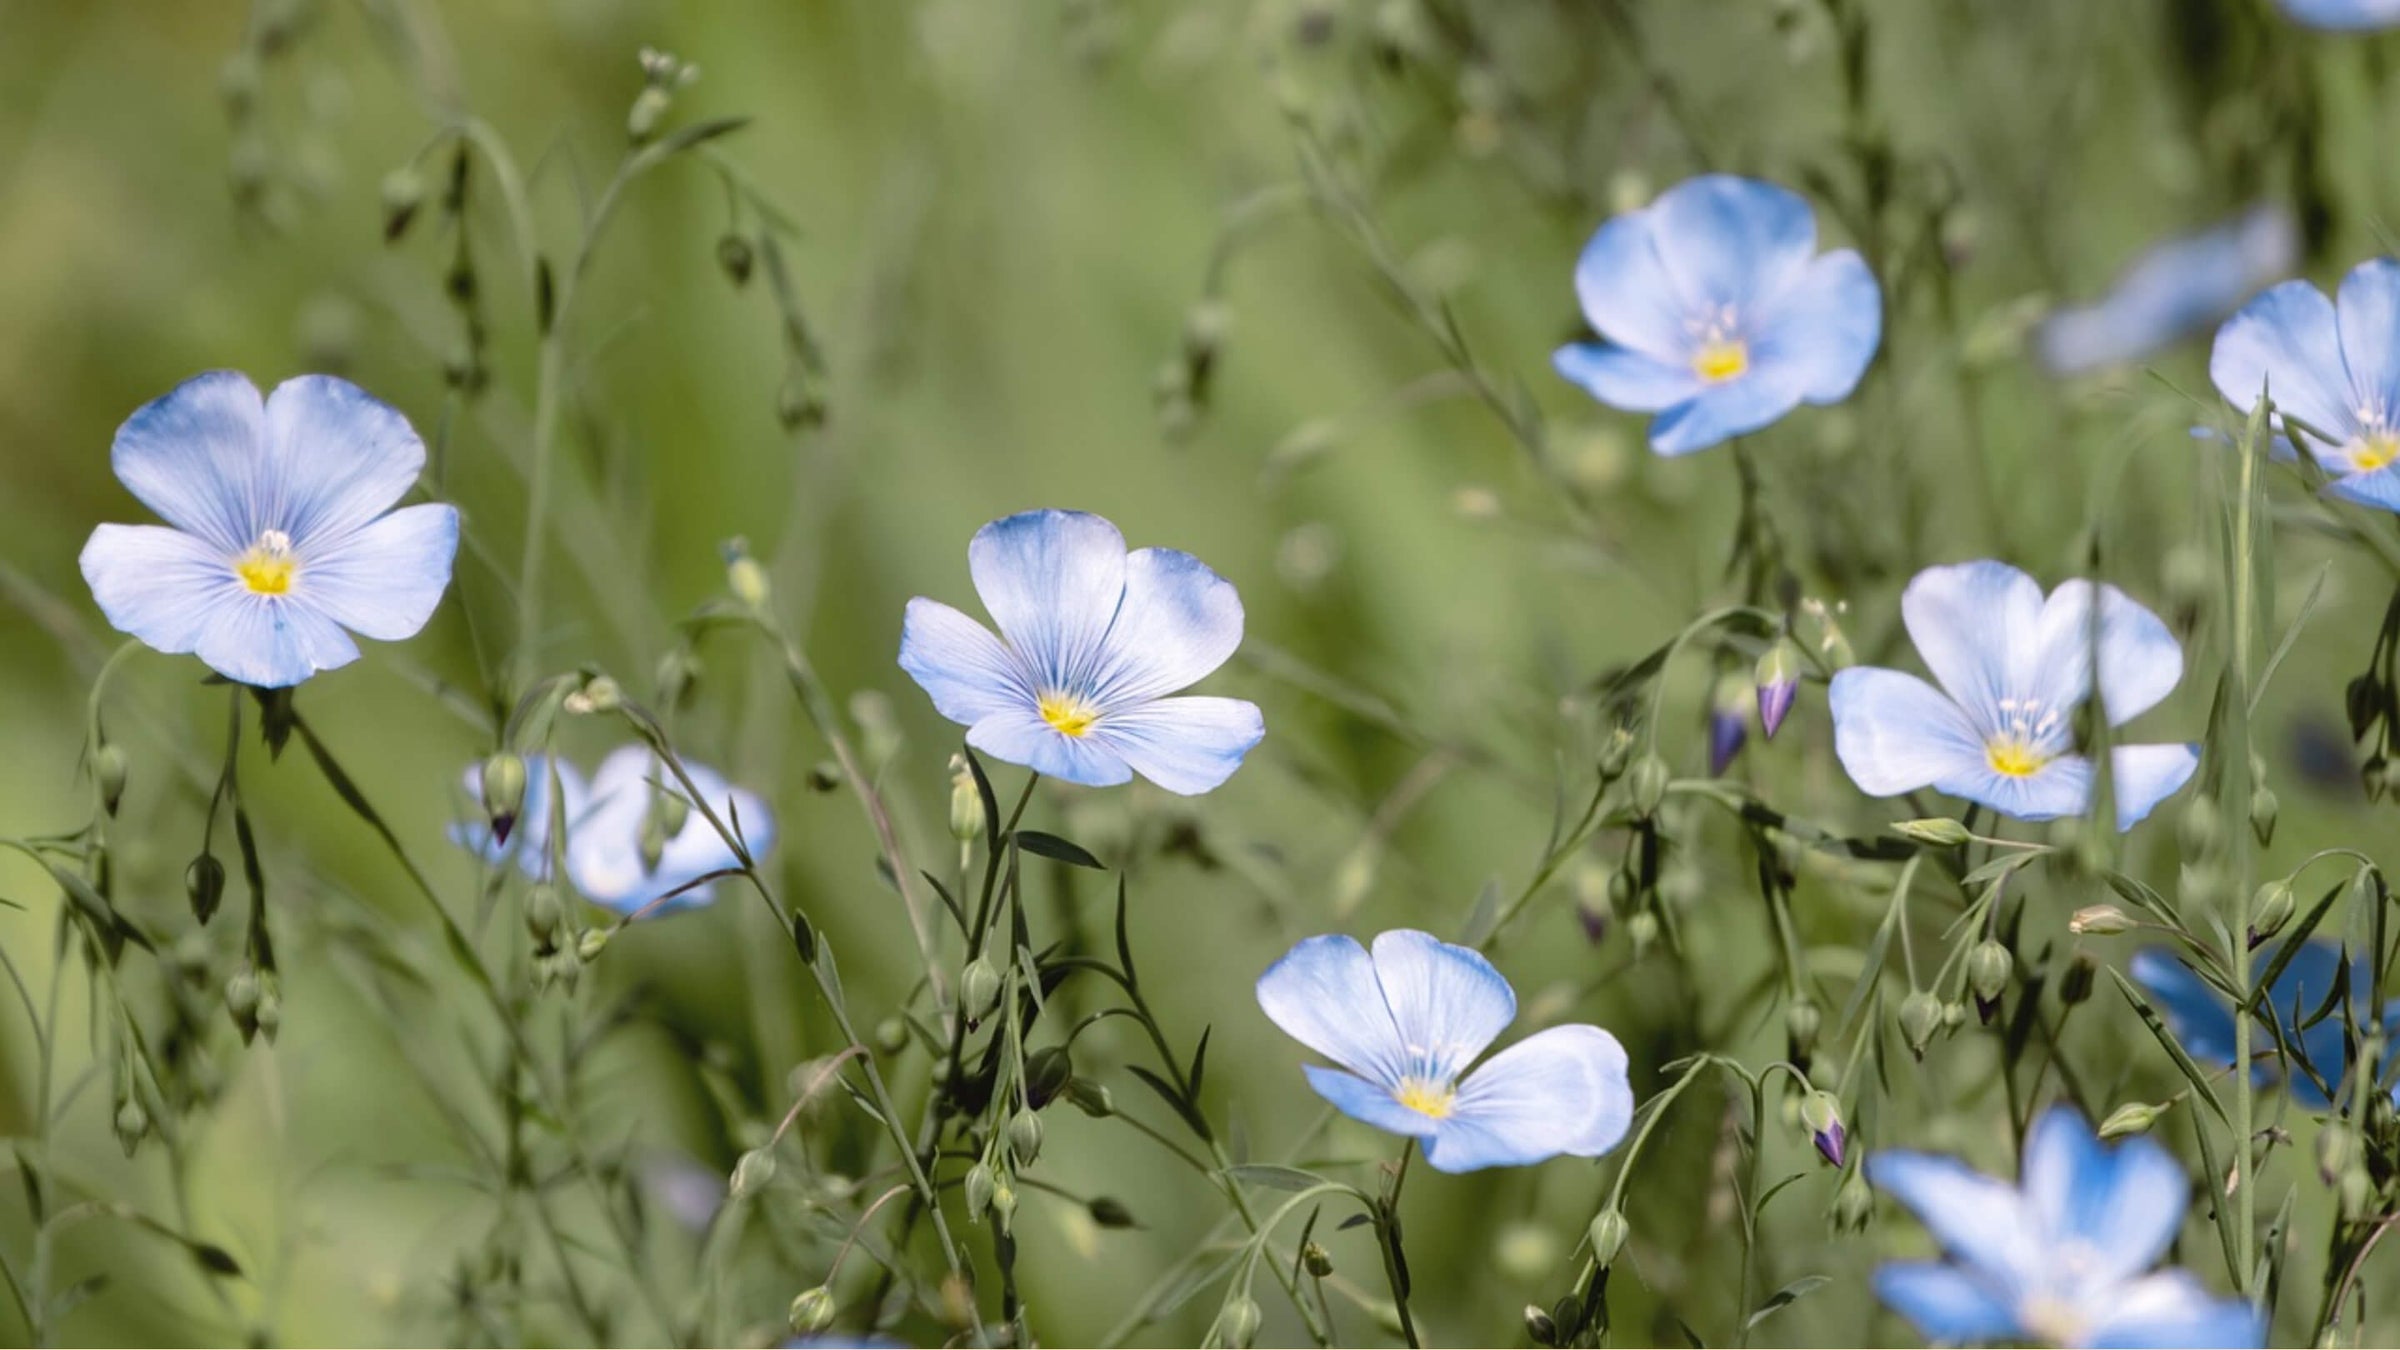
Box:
[1868,1107,2264,1347]
[2209,259,2400,511]
[79,371,459,688]
[1553,174,1881,456]
[2132,942,2400,1108]
[2036,205,2296,375]
[1255,929,1633,1173]
[1829,561,2197,830]
[898,509,1264,794]
[565,746,772,914]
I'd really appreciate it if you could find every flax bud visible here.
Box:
[1968,940,2010,1022]
[961,957,1001,1021]
[788,1287,835,1335]
[481,752,526,845]
[1800,1090,1846,1168]
[1898,991,1942,1059]
[95,743,129,816]
[949,754,984,843]
[2249,879,2295,948]
[730,1147,777,1199]
[186,854,226,925]
[1832,1171,1874,1233]
[2098,1101,2166,1140]
[1007,1107,1044,1167]
[964,1162,996,1220]
[1219,1294,1261,1348]
[1626,752,1670,816]
[1755,639,1801,739]
[114,1098,148,1156]
[2069,903,2134,935]
[1894,817,1970,848]
[1786,999,1822,1063]
[1588,1208,1629,1267]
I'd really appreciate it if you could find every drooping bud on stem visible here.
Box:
[961,957,1002,1021]
[95,743,129,816]
[2098,1101,2166,1139]
[1967,940,2011,1023]
[1893,817,1971,848]
[1898,990,1942,1059]
[1708,674,1751,776]
[1626,752,1670,817]
[788,1287,835,1335]
[2069,904,2133,935]
[1755,639,1802,740]
[2248,879,2295,949]
[1587,1208,1629,1267]
[186,854,226,926]
[1799,1090,1846,1168]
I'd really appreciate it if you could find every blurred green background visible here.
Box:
[7,0,2400,1344]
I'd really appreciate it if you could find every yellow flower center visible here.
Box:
[2019,1294,2088,1347]
[1394,1076,1456,1120]
[1692,338,1750,383]
[234,530,299,596]
[1986,739,2047,778]
[1038,691,1100,738]
[2353,434,2400,471]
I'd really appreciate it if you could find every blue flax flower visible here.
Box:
[79,371,459,688]
[2276,0,2400,28]
[2210,259,2400,511]
[2132,942,2400,1108]
[899,509,1264,794]
[1553,174,1881,456]
[565,746,772,914]
[2036,206,2296,375]
[453,753,585,880]
[1829,561,2197,830]
[1255,929,1633,1173]
[1868,1107,2264,1348]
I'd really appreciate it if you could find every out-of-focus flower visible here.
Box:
[1829,561,2197,830]
[566,746,773,914]
[1867,1108,2264,1347]
[2036,206,2296,375]
[1255,929,1633,1173]
[2275,0,2400,29]
[2131,942,2400,1108]
[1553,175,1881,456]
[899,509,1264,793]
[78,371,459,688]
[2210,259,2400,511]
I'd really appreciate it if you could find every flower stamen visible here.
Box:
[1692,338,1750,383]
[2351,433,2400,472]
[1038,691,1100,738]
[234,529,299,596]
[1394,1076,1457,1120]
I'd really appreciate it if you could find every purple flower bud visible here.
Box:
[1800,1090,1845,1168]
[1756,640,1801,740]
[1814,1118,1846,1170]
[1709,675,1751,776]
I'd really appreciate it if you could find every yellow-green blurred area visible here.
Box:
[6,0,2400,1345]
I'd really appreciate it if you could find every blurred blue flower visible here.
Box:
[1553,174,1881,456]
[2211,259,2400,512]
[1255,929,1633,1173]
[78,371,459,689]
[899,509,1264,794]
[2276,0,2400,28]
[565,746,772,914]
[452,754,586,881]
[1829,560,2197,830]
[2132,942,2400,1108]
[1868,1107,2264,1348]
[2036,206,2296,375]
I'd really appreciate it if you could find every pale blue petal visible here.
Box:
[2210,280,2356,439]
[300,503,458,641]
[1872,1263,2025,1344]
[2337,259,2400,418]
[1750,249,1881,403]
[259,375,428,549]
[2020,1109,2187,1283]
[1426,1025,1632,1172]
[1367,930,1516,1083]
[453,754,587,881]
[1086,695,1262,795]
[2083,1272,2265,1349]
[899,597,1035,727]
[1900,560,2047,734]
[1572,206,1694,362]
[1552,342,1704,413]
[1300,1064,1441,1141]
[1933,751,2095,823]
[2186,425,2300,465]
[1828,667,1990,796]
[2325,465,2400,512]
[80,524,245,662]
[1257,934,1409,1087]
[2038,207,2296,376]
[2131,948,2241,1066]
[1650,174,1818,313]
[193,593,360,688]
[2109,744,2199,829]
[1088,547,1246,706]
[1645,370,1808,456]
[566,746,770,913]
[2032,581,2184,726]
[965,706,1132,787]
[967,510,1128,692]
[1866,1151,2042,1291]
[109,370,265,552]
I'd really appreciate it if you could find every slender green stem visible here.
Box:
[1376,1144,1422,1349]
[2228,401,2263,1291]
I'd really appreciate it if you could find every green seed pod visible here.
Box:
[1587,1208,1629,1267]
[788,1286,835,1335]
[627,85,672,141]
[2059,953,2096,1007]
[1524,1305,1559,1347]
[1627,911,1660,958]
[1626,753,1670,817]
[1303,1242,1334,1278]
[1898,991,1942,1058]
[991,1179,1018,1233]
[1968,941,2011,1004]
[1024,1046,1074,1107]
[254,973,282,1043]
[95,743,129,816]
[1088,1196,1136,1228]
[716,233,755,286]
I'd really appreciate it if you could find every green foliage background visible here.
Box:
[4,0,2400,1345]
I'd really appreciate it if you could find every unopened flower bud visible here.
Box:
[788,1286,835,1334]
[2070,904,2134,935]
[524,884,563,944]
[1786,999,1822,1062]
[1597,726,1635,780]
[186,854,226,925]
[1587,1208,1629,1267]
[114,1098,148,1156]
[565,675,621,715]
[1219,1294,1261,1348]
[254,973,282,1043]
[1832,1171,1874,1233]
[1800,1090,1846,1167]
[2249,784,2278,847]
[95,743,129,816]
[1066,1076,1115,1117]
[2178,796,2222,859]
[1525,1305,1559,1346]
[716,233,755,286]
[1089,1195,1137,1228]
[2319,1121,2356,1184]
[2099,1101,2166,1139]
[1755,640,1802,740]
[961,957,1001,1020]
[964,1162,996,1220]
[627,85,672,141]
[949,755,984,843]
[725,540,771,611]
[2060,953,2095,1006]
[1626,753,1670,816]
[2249,879,2295,948]
[1024,1046,1074,1107]
[991,1179,1018,1232]
[226,967,261,1034]
[481,752,527,845]
[1708,674,1750,776]
[576,928,610,962]
[1968,940,2011,1021]
[731,1147,777,1199]
[2341,1163,2374,1220]
[1008,1107,1044,1166]
[380,166,424,241]
[1302,1241,1335,1278]
[1898,991,1942,1058]
[1627,910,1660,958]
[1894,817,1971,848]
[1574,862,1613,944]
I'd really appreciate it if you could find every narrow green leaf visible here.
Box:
[1016,831,1104,869]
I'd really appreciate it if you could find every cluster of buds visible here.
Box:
[225,964,282,1045]
[628,47,700,142]
[562,674,623,716]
